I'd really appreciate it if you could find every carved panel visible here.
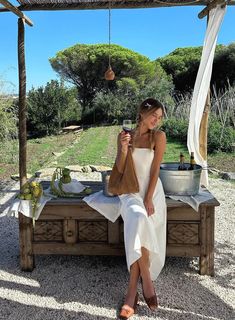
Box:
[78,221,107,242]
[168,223,199,244]
[34,221,63,241]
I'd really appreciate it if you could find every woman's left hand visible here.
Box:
[144,197,155,216]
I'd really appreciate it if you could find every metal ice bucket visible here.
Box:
[101,170,114,197]
[159,162,202,196]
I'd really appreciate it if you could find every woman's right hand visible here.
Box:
[119,131,131,151]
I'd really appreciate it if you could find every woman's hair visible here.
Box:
[133,98,165,150]
[138,98,165,120]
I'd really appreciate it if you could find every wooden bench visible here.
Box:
[19,181,219,276]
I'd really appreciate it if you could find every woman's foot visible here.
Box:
[141,277,158,311]
[119,293,139,319]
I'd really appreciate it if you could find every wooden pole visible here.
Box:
[18,18,27,188]
[199,12,211,161]
[18,18,34,271]
[199,91,210,159]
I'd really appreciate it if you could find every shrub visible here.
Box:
[208,117,235,153]
[162,118,188,143]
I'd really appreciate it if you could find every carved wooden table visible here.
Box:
[19,181,219,276]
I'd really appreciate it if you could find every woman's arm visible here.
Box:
[115,131,131,173]
[144,130,166,216]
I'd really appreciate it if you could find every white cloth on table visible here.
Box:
[5,194,53,220]
[85,148,167,280]
[168,187,215,212]
[83,190,120,223]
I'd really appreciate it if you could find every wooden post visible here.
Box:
[199,91,210,160]
[18,18,34,271]
[18,18,27,187]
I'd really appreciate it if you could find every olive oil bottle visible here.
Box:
[178,153,187,170]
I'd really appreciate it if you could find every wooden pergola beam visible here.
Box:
[0,0,234,13]
[0,1,220,13]
[0,0,33,26]
[198,0,227,19]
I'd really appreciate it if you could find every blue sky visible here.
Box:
[0,4,234,93]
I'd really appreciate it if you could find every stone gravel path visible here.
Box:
[0,177,234,320]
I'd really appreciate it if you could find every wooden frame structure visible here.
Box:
[0,0,233,270]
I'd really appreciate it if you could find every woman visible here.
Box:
[117,98,167,319]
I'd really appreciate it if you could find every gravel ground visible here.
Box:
[0,176,234,320]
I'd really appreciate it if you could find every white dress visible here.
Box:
[119,148,167,280]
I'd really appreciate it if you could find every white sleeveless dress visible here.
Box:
[119,148,167,280]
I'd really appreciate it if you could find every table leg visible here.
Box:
[19,213,35,271]
[199,207,215,276]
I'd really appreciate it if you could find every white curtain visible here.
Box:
[187,4,226,187]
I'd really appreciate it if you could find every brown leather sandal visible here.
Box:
[141,279,158,311]
[119,293,139,319]
[143,293,158,311]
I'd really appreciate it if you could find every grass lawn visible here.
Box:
[57,125,120,167]
[56,127,189,167]
[0,126,234,180]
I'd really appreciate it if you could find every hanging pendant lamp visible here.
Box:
[105,0,115,81]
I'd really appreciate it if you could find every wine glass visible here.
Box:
[122,120,132,134]
[122,119,132,147]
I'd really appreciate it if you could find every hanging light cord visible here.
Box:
[108,0,111,67]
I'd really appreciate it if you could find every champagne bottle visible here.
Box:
[178,153,187,170]
[188,152,196,170]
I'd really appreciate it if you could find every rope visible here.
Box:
[108,0,111,67]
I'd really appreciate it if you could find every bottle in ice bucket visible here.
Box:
[178,153,187,170]
[188,152,196,170]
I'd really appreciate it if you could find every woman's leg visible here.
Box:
[124,261,140,306]
[138,247,155,298]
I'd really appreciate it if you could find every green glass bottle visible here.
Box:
[178,153,187,171]
[188,152,196,170]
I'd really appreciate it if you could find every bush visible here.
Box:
[208,118,235,153]
[162,118,188,143]
[162,117,234,153]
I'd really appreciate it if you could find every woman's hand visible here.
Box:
[120,131,131,151]
[144,197,155,216]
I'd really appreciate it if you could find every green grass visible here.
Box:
[0,126,234,180]
[57,126,120,166]
[208,152,235,172]
[26,134,78,174]
[57,127,189,166]
[163,137,188,163]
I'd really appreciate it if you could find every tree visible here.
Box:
[27,80,81,136]
[157,46,203,92]
[49,44,156,111]
[157,44,235,93]
[211,43,235,90]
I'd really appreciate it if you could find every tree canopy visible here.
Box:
[157,43,235,93]
[27,80,81,136]
[49,44,157,109]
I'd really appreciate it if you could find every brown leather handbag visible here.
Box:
[108,148,139,195]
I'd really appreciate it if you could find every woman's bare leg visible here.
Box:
[138,247,155,298]
[124,261,140,307]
